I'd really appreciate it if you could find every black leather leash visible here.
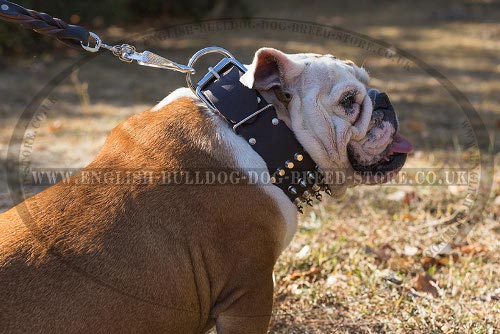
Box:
[0,0,89,49]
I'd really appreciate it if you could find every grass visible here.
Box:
[0,1,498,333]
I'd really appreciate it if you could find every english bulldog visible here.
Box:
[0,48,412,333]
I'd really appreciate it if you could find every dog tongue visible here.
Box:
[389,134,413,154]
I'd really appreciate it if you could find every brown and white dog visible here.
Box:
[0,48,411,333]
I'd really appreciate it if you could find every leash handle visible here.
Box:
[0,0,89,49]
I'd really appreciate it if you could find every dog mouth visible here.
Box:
[348,133,413,174]
[347,89,413,176]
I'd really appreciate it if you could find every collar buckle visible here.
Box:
[185,47,247,112]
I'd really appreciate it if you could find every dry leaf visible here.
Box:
[48,120,63,133]
[289,267,320,281]
[388,256,416,273]
[404,245,419,256]
[420,254,458,271]
[413,272,439,298]
[401,213,417,221]
[460,244,489,255]
[296,245,311,259]
[386,191,406,201]
[402,191,418,206]
[376,243,396,262]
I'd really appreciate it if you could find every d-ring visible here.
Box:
[185,47,235,92]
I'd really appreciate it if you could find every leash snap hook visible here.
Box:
[80,32,102,53]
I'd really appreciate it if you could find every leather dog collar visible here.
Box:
[192,53,391,213]
[199,61,329,213]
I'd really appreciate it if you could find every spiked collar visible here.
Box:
[194,58,329,213]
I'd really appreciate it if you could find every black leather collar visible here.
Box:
[201,63,329,213]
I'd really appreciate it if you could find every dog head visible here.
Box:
[241,48,412,195]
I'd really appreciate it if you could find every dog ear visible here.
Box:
[240,48,305,91]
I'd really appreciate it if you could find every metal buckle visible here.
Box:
[186,47,247,112]
[232,104,273,133]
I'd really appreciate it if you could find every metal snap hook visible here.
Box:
[80,32,102,52]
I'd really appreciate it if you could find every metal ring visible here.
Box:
[186,47,235,93]
[80,32,102,53]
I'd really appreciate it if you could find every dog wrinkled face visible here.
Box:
[241,48,412,195]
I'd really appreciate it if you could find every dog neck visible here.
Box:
[200,64,331,212]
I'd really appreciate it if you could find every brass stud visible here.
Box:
[302,190,311,199]
[297,206,304,214]
[288,186,298,195]
[249,138,256,145]
[306,199,314,207]
[294,153,303,161]
[277,168,285,177]
[293,198,303,205]
[270,176,276,184]
[325,187,332,196]
[272,118,279,125]
[315,193,322,201]
[312,183,320,192]
[285,160,294,169]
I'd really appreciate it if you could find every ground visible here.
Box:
[0,0,498,333]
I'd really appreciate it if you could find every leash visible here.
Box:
[0,0,194,73]
[0,1,340,212]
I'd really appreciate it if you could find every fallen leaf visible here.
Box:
[401,213,417,221]
[392,256,416,272]
[420,255,458,271]
[460,244,489,255]
[386,190,406,201]
[402,191,418,206]
[296,245,311,259]
[376,243,396,262]
[404,245,419,256]
[325,272,348,288]
[48,120,63,133]
[413,272,440,298]
[289,267,320,281]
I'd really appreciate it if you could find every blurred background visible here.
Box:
[0,0,499,333]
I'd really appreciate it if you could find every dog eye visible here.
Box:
[339,90,358,114]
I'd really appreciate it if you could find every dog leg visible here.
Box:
[214,278,273,334]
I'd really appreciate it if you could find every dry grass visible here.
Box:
[0,0,499,333]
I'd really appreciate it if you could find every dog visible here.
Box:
[0,48,412,333]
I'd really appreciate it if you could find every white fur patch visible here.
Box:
[157,88,298,252]
[151,88,196,112]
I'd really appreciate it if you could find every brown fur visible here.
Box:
[0,98,287,333]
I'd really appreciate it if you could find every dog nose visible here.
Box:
[367,88,398,132]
